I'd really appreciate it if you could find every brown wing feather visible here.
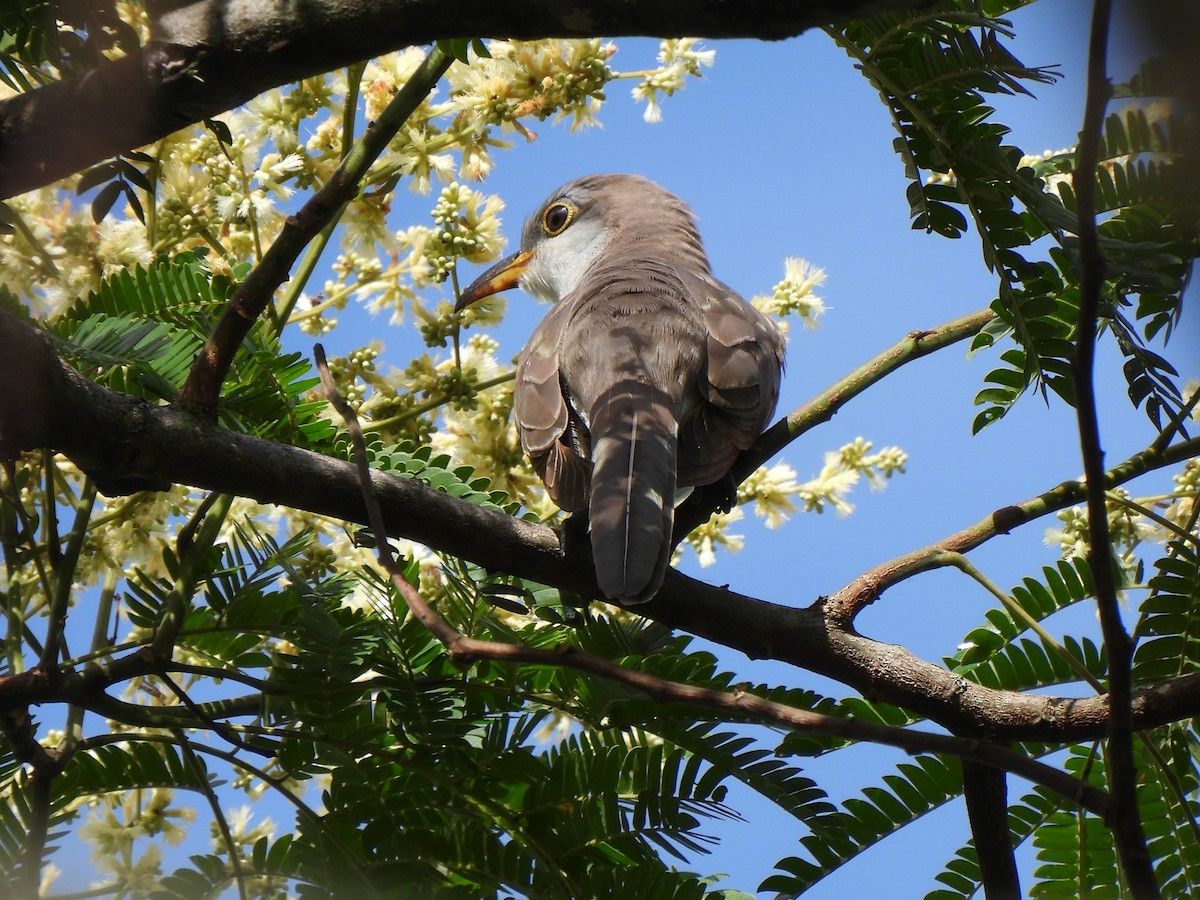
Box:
[676,270,785,487]
[511,256,782,604]
[513,299,590,512]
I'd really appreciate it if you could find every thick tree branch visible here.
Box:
[962,760,1020,900]
[0,0,933,200]
[2,308,1199,743]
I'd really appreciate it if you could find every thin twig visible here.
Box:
[365,371,515,432]
[158,671,271,758]
[174,730,249,900]
[272,61,366,330]
[676,308,993,537]
[938,551,1104,688]
[150,493,233,659]
[178,47,454,418]
[1072,0,1158,893]
[314,343,461,647]
[313,343,1111,818]
[39,480,96,670]
[79,731,382,900]
[826,435,1200,623]
[1105,489,1199,550]
[1149,383,1200,456]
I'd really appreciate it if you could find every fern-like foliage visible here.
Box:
[928,787,1063,899]
[0,3,141,89]
[761,755,965,897]
[1027,744,1187,898]
[367,441,520,516]
[945,558,1109,691]
[1133,540,1200,683]
[52,251,336,448]
[111,540,775,898]
[947,559,1094,668]
[4,3,1198,898]
[830,5,1198,434]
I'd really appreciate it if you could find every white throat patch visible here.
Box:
[520,217,613,303]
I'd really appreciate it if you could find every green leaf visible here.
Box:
[761,756,963,895]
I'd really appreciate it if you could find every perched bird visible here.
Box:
[456,174,784,604]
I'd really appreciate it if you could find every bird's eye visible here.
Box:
[541,202,574,236]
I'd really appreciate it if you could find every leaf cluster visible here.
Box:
[832,3,1197,434]
[50,251,338,448]
[0,1,139,89]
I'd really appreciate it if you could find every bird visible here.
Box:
[455,174,784,604]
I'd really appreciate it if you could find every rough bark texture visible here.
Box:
[0,0,933,199]
[962,761,1021,900]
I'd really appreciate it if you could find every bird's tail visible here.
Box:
[587,380,679,604]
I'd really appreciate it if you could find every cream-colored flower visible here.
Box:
[96,218,152,276]
[794,439,905,516]
[630,39,714,123]
[421,182,507,283]
[214,805,276,850]
[450,39,615,134]
[683,508,746,567]
[38,862,61,897]
[738,462,800,528]
[753,257,826,328]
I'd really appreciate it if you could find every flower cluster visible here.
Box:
[1046,464,1200,574]
[450,39,616,136]
[680,441,908,566]
[422,181,507,284]
[76,788,196,895]
[795,438,907,516]
[753,257,827,331]
[629,39,716,123]
[0,24,935,886]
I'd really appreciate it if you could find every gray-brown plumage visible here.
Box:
[456,174,784,604]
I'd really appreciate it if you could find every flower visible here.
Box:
[630,39,715,123]
[684,508,746,567]
[753,257,827,328]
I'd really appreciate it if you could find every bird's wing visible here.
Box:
[676,270,786,486]
[513,298,591,512]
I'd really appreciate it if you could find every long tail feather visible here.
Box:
[587,380,678,604]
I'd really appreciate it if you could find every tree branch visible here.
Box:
[0,706,65,899]
[823,431,1200,623]
[0,0,936,200]
[676,307,993,538]
[1072,1,1158,893]
[2,308,1199,742]
[316,343,1111,818]
[177,47,453,417]
[962,760,1020,900]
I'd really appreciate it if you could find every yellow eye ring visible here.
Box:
[541,202,575,236]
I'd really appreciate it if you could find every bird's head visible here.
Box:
[454,174,708,311]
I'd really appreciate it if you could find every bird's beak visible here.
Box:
[454,249,535,311]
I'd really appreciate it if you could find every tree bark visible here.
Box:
[0,0,932,199]
[962,760,1021,900]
